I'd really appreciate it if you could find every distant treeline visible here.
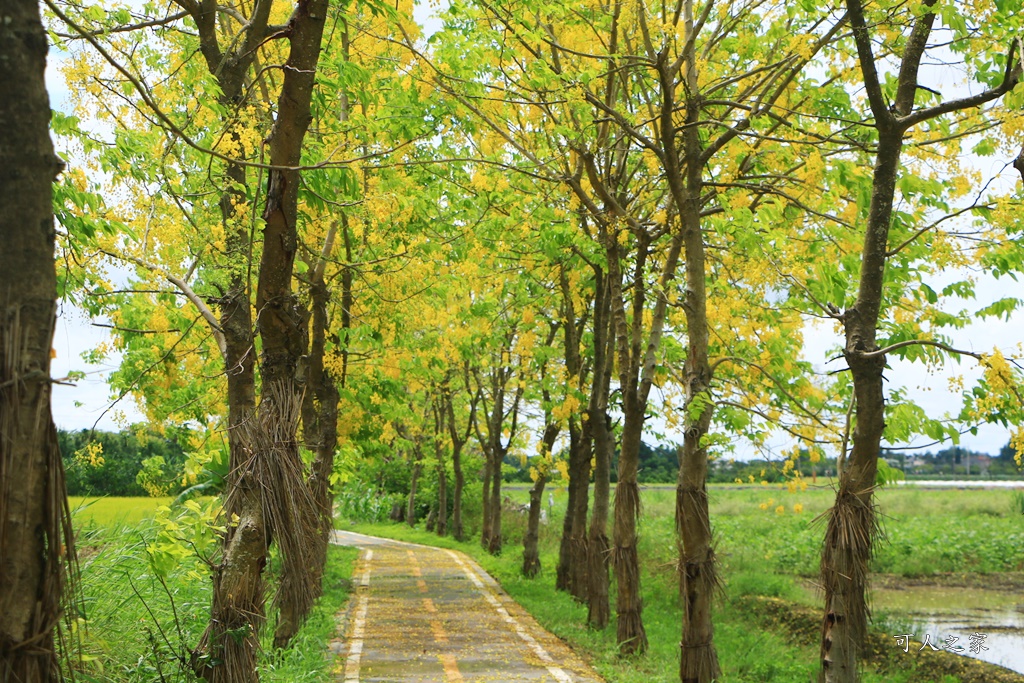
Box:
[503,439,1023,485]
[59,429,189,497]
[63,428,1022,498]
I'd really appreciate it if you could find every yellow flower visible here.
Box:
[775,505,785,515]
[793,503,804,514]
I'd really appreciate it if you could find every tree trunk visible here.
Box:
[673,53,720,679]
[587,284,614,628]
[481,447,493,548]
[0,5,75,677]
[252,0,329,652]
[451,437,465,541]
[435,443,448,537]
[445,384,475,543]
[568,417,593,602]
[818,128,901,681]
[305,275,339,593]
[612,400,647,654]
[407,452,421,527]
[487,447,503,554]
[522,473,547,578]
[587,408,613,629]
[555,420,580,591]
[819,352,883,683]
[524,422,559,577]
[819,2,919,675]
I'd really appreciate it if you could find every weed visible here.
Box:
[1011,490,1024,516]
[70,500,357,682]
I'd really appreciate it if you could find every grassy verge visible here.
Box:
[342,483,1024,683]
[70,501,357,682]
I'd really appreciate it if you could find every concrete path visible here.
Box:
[330,530,604,683]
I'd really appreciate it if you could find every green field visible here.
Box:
[70,496,173,526]
[347,483,1024,683]
[64,486,1024,682]
[68,498,359,682]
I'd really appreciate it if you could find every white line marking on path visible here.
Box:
[444,550,573,683]
[344,549,373,682]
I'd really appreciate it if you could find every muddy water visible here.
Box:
[873,585,1024,673]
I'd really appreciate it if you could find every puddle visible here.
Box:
[873,585,1024,673]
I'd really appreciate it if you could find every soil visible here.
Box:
[738,595,1024,683]
[872,571,1024,592]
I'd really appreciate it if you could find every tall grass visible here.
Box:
[70,500,357,682]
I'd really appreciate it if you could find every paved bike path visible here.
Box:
[330,530,604,683]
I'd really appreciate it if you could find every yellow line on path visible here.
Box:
[444,550,574,683]
[439,653,464,682]
[407,550,423,577]
[430,619,449,643]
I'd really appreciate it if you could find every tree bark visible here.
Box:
[480,441,493,548]
[606,227,653,656]
[587,408,613,629]
[522,473,548,578]
[612,401,646,654]
[555,419,580,592]
[662,10,721,674]
[434,404,448,537]
[305,272,340,593]
[587,274,614,629]
[451,437,465,540]
[556,269,589,595]
[182,0,267,676]
[523,422,559,577]
[487,444,503,554]
[251,0,329,653]
[819,130,903,683]
[477,361,519,556]
[568,418,592,602]
[0,4,76,677]
[407,449,421,527]
[819,3,927,679]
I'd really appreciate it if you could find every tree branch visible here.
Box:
[98,249,228,359]
[846,0,893,127]
[898,38,1021,129]
[860,339,982,360]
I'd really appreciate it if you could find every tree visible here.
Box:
[816,2,1023,680]
[0,0,77,677]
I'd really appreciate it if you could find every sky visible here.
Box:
[46,50,146,432]
[45,4,1024,458]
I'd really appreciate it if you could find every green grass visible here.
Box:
[345,483,1024,683]
[69,498,357,682]
[503,484,1024,578]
